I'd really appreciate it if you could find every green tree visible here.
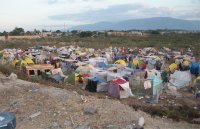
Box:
[9,27,25,36]
[26,31,32,35]
[34,29,40,34]
[55,30,62,33]
[79,31,93,37]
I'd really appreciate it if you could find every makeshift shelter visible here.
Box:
[76,64,94,75]
[108,78,133,99]
[133,59,142,67]
[26,64,54,78]
[190,62,199,75]
[86,77,108,92]
[170,70,192,88]
[65,73,83,85]
[114,59,126,66]
[147,60,156,70]
[191,76,200,98]
[129,75,153,96]
[169,63,178,73]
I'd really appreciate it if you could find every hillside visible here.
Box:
[70,17,200,31]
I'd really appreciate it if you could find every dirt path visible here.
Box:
[0,74,199,129]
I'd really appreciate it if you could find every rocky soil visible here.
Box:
[0,74,199,129]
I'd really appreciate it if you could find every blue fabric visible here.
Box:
[114,55,126,60]
[107,64,117,68]
[132,69,142,74]
[90,77,104,84]
[148,75,162,95]
[98,62,107,68]
[51,74,63,81]
[190,62,199,75]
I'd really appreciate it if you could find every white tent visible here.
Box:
[170,70,192,88]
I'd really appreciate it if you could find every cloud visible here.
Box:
[48,2,200,23]
[49,3,147,22]
[48,0,59,5]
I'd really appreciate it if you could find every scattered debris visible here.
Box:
[29,111,41,119]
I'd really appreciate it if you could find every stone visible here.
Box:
[64,120,72,126]
[8,73,17,80]
[83,106,97,115]
[74,125,90,129]
[138,117,145,127]
[29,111,41,119]
[106,125,119,129]
[126,124,133,129]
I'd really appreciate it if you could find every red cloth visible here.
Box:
[141,64,147,70]
[111,78,126,85]
[82,73,90,78]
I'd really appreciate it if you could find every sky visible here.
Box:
[0,0,200,31]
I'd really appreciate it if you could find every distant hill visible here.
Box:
[70,17,200,31]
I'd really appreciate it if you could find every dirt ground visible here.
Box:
[0,74,200,129]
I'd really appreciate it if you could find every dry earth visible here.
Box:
[0,36,41,41]
[0,74,199,129]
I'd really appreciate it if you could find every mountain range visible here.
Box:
[70,17,200,31]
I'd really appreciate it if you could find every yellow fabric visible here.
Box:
[114,59,126,65]
[75,73,80,81]
[183,60,190,66]
[194,76,200,84]
[21,60,27,66]
[133,59,139,66]
[169,63,178,73]
[24,58,34,64]
[155,57,161,61]
[13,60,19,66]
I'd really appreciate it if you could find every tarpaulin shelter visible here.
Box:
[169,63,178,73]
[65,73,80,85]
[133,59,142,67]
[86,77,108,92]
[108,78,133,99]
[129,75,153,96]
[114,59,126,66]
[190,62,199,75]
[192,76,200,97]
[170,70,192,88]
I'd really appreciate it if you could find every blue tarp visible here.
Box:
[89,77,104,84]
[148,75,162,95]
[114,54,126,60]
[190,62,199,75]
[98,62,107,68]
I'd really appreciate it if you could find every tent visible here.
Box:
[85,77,108,92]
[98,62,107,68]
[148,75,163,96]
[24,58,34,65]
[155,56,161,61]
[170,70,192,88]
[13,58,34,67]
[169,63,178,73]
[133,59,142,67]
[65,73,80,85]
[76,64,94,75]
[147,60,156,70]
[190,62,199,75]
[114,59,126,66]
[192,76,200,96]
[108,78,133,99]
